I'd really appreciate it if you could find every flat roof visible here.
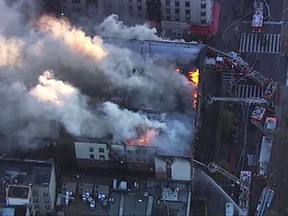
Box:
[7,186,29,199]
[0,158,53,187]
[58,175,190,216]
[103,37,203,65]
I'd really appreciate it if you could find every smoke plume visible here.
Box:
[0,0,197,155]
[96,14,161,41]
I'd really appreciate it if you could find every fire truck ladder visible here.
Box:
[192,160,250,189]
[207,162,250,189]
[207,96,267,105]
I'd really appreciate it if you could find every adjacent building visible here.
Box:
[0,158,56,216]
[53,0,220,38]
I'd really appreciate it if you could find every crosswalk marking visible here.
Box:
[239,33,281,53]
[234,85,264,98]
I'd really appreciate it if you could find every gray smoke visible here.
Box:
[0,0,196,154]
[96,14,161,41]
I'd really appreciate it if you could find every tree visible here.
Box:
[219,110,238,139]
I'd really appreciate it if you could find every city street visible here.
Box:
[209,0,288,215]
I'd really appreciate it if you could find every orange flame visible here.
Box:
[188,69,199,86]
[126,129,158,146]
[192,89,198,109]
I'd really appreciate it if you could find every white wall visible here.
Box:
[75,142,109,160]
[49,165,57,211]
[171,158,191,181]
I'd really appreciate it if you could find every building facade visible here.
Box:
[56,0,219,37]
[0,158,57,216]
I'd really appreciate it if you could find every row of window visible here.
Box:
[165,16,207,23]
[89,147,105,153]
[165,8,207,17]
[35,204,51,210]
[33,191,49,197]
[34,197,50,204]
[165,1,190,7]
[90,154,106,160]
[165,1,207,9]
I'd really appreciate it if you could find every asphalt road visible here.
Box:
[209,0,288,215]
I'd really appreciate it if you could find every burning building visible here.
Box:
[0,0,204,179]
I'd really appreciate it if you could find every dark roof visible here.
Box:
[0,158,54,186]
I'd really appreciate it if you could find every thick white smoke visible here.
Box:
[96,14,161,41]
[0,0,196,154]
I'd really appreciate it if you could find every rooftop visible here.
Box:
[57,175,190,216]
[0,158,53,186]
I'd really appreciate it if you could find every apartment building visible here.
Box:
[0,158,57,216]
[55,0,219,37]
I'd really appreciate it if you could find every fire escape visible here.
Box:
[146,0,161,29]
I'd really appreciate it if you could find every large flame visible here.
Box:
[126,129,158,146]
[188,69,199,85]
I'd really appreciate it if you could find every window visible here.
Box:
[62,0,67,3]
[137,0,141,3]
[185,1,190,7]
[34,197,39,203]
[45,205,50,210]
[201,19,207,24]
[185,17,190,22]
[45,198,50,203]
[201,4,206,9]
[165,1,170,6]
[175,1,179,6]
[136,157,141,162]
[90,154,95,159]
[201,12,206,16]
[185,10,190,15]
[128,5,132,10]
[35,204,40,209]
[166,8,170,13]
[166,16,171,20]
[72,0,80,4]
[33,191,38,196]
[137,6,142,10]
[43,192,48,197]
[36,212,41,216]
[89,147,94,152]
[99,155,105,160]
[175,16,180,21]
[175,9,180,14]
[99,147,105,153]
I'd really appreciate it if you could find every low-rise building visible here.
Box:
[0,158,57,216]
[56,175,191,216]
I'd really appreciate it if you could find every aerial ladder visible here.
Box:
[193,160,251,216]
[207,162,250,189]
[207,95,267,105]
